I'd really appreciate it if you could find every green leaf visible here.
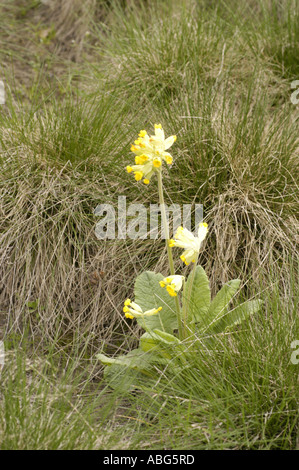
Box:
[185,266,211,324]
[210,299,263,333]
[103,364,152,392]
[140,333,161,353]
[96,348,153,371]
[140,330,180,357]
[152,329,180,344]
[134,271,178,333]
[139,333,171,359]
[203,279,241,330]
[97,348,165,391]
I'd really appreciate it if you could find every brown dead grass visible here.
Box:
[0,147,297,346]
[0,0,98,94]
[0,0,298,349]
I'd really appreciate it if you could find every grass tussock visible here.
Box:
[1,0,298,341]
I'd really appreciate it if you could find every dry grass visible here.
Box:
[206,186,298,289]
[0,0,298,450]
[0,154,134,347]
[0,0,98,95]
[0,147,297,345]
[0,0,298,347]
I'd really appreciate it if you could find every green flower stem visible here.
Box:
[184,252,199,338]
[182,280,188,339]
[157,170,183,340]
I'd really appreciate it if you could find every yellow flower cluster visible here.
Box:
[159,275,184,297]
[169,223,208,265]
[123,298,162,319]
[126,124,177,185]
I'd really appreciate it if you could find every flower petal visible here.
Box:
[164,135,176,150]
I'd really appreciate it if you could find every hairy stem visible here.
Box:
[184,253,199,338]
[157,171,183,339]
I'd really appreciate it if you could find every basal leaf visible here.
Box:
[134,271,178,333]
[203,279,241,330]
[152,329,180,343]
[185,266,211,324]
[210,299,263,333]
[103,363,152,392]
[96,348,153,371]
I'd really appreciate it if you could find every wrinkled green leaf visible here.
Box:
[97,347,167,391]
[210,299,263,333]
[152,329,180,343]
[96,348,153,371]
[134,271,178,333]
[139,333,172,358]
[140,330,180,357]
[185,266,211,324]
[103,364,152,392]
[140,333,160,353]
[203,279,241,330]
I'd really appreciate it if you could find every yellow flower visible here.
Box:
[159,275,184,297]
[135,154,149,165]
[126,124,177,184]
[127,162,155,184]
[123,299,162,319]
[165,154,173,165]
[134,171,143,181]
[149,125,177,154]
[153,157,162,168]
[169,223,208,265]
